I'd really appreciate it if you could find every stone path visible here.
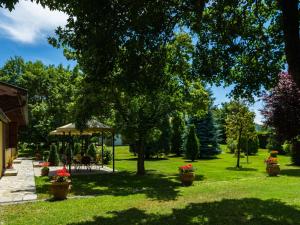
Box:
[0,159,37,204]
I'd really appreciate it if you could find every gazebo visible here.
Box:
[49,119,115,173]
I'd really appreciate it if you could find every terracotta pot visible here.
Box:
[180,172,195,186]
[50,181,71,200]
[266,164,280,176]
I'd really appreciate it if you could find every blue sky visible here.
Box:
[0,0,264,124]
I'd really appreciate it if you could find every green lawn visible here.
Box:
[2,146,300,225]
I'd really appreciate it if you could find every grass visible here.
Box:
[2,146,300,225]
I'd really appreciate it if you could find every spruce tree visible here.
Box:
[87,143,97,160]
[185,125,200,161]
[194,109,220,158]
[171,113,185,156]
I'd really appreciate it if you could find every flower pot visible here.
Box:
[266,164,280,176]
[50,181,71,200]
[180,172,195,186]
[41,168,49,176]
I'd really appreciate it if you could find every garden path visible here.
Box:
[0,159,37,204]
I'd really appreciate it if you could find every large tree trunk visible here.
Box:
[278,0,300,87]
[137,139,145,175]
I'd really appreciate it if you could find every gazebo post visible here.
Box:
[112,132,115,172]
[62,132,65,154]
[101,131,104,168]
[68,131,72,174]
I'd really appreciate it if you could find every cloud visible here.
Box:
[0,0,68,44]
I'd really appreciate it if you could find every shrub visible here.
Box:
[103,149,112,164]
[240,136,259,155]
[282,140,292,154]
[266,134,283,154]
[257,132,270,149]
[291,140,300,165]
[227,138,237,153]
[87,143,97,159]
[48,144,60,166]
[73,143,81,155]
[185,125,200,161]
[171,113,185,156]
[43,151,50,161]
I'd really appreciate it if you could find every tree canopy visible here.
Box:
[0,57,82,143]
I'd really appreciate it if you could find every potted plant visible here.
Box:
[41,162,50,176]
[179,164,195,186]
[265,151,280,176]
[50,166,71,200]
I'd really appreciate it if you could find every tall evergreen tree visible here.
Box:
[171,113,185,156]
[185,124,200,162]
[193,109,220,158]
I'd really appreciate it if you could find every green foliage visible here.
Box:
[185,125,200,161]
[282,141,292,154]
[48,144,59,166]
[171,113,185,156]
[240,136,259,155]
[87,143,97,160]
[227,138,237,153]
[193,105,220,158]
[225,101,256,167]
[73,143,81,155]
[266,134,283,153]
[0,57,83,143]
[257,132,270,149]
[103,149,112,165]
[291,141,300,166]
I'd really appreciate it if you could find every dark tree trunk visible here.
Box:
[291,139,300,165]
[137,139,145,175]
[278,0,300,87]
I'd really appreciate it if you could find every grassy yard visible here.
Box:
[2,146,300,225]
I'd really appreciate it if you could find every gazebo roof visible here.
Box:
[50,119,114,136]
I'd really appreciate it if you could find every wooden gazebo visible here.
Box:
[49,119,115,173]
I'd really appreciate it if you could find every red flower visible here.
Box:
[39,162,50,167]
[56,166,70,177]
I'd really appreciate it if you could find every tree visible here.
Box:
[225,101,256,168]
[213,102,232,144]
[73,33,209,175]
[0,57,82,144]
[87,143,97,160]
[193,108,220,158]
[48,144,59,166]
[261,72,300,164]
[185,124,200,162]
[171,113,185,157]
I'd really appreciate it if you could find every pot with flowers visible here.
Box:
[179,164,195,186]
[50,166,71,200]
[265,151,280,176]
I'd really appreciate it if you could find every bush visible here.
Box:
[291,140,300,165]
[185,125,200,161]
[43,151,50,161]
[87,143,97,159]
[257,132,270,149]
[73,143,81,155]
[282,140,292,154]
[240,136,259,155]
[48,144,60,166]
[227,138,237,153]
[266,134,283,154]
[103,149,112,164]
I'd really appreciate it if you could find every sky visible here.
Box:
[0,0,264,124]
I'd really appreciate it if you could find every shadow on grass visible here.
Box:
[36,172,181,201]
[226,167,258,172]
[280,169,300,177]
[67,198,300,225]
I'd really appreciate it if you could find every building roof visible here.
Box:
[0,81,28,126]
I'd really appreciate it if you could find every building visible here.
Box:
[0,82,28,177]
